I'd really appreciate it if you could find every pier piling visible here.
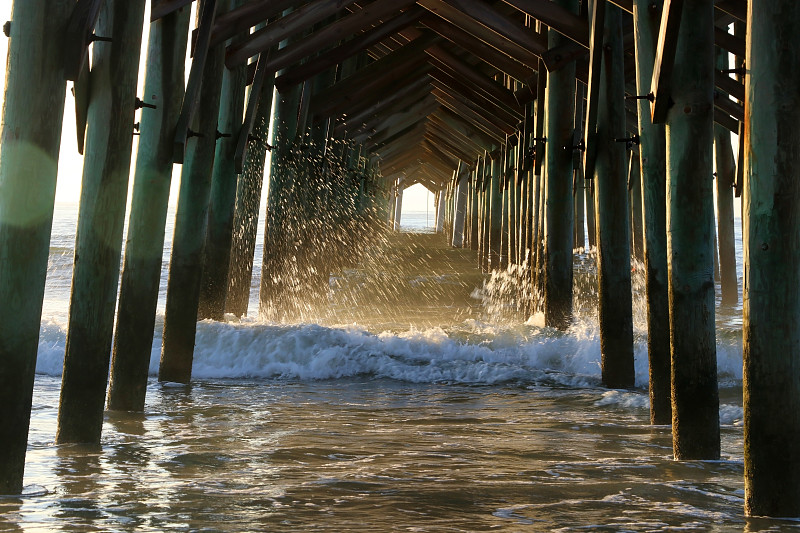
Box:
[743,0,800,516]
[57,0,146,444]
[0,0,70,493]
[666,0,720,460]
[107,7,191,411]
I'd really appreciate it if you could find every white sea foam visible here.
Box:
[34,314,744,390]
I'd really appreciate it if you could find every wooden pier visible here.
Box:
[0,0,797,519]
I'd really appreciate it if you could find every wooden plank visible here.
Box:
[428,67,522,126]
[434,89,508,141]
[431,82,517,135]
[310,34,437,117]
[338,75,431,132]
[173,0,218,164]
[714,25,744,57]
[649,0,684,124]
[421,15,534,82]
[418,0,541,70]
[351,89,432,137]
[715,70,745,102]
[502,0,590,48]
[426,44,523,113]
[234,50,270,173]
[275,5,426,91]
[261,0,417,75]
[438,0,548,55]
[582,0,605,181]
[225,0,361,67]
[437,104,505,144]
[151,0,195,22]
[210,0,304,44]
[714,0,745,22]
[63,0,104,81]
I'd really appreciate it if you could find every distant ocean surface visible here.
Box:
[2,203,775,532]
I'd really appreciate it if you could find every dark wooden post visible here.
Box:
[585,176,596,248]
[226,69,276,317]
[543,0,578,329]
[159,0,229,384]
[0,0,70,494]
[594,5,634,389]
[259,75,303,316]
[632,0,670,425]
[107,8,191,411]
[56,0,146,444]
[628,151,644,262]
[489,154,503,270]
[470,163,480,251]
[452,162,469,247]
[666,0,719,460]
[713,49,738,307]
[743,0,800,517]
[198,0,247,321]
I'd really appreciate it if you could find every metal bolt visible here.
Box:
[135,97,157,110]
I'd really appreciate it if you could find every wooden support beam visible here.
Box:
[502,0,590,48]
[0,0,71,495]
[108,8,192,412]
[431,81,518,137]
[543,0,578,331]
[353,89,432,137]
[437,104,505,145]
[73,51,90,154]
[594,4,634,389]
[349,87,432,137]
[173,0,218,164]
[426,44,523,113]
[198,2,248,321]
[633,0,670,425]
[227,48,276,317]
[430,112,494,151]
[225,0,361,66]
[715,71,744,102]
[714,0,745,22]
[582,0,605,182]
[235,50,270,174]
[209,0,306,44]
[434,91,506,142]
[425,127,481,162]
[649,0,683,124]
[743,0,800,516]
[275,5,426,91]
[713,25,744,57]
[420,15,534,82]
[63,0,104,81]
[666,0,719,460]
[310,33,436,116]
[418,0,541,70]
[151,0,195,22]
[57,0,147,445]
[441,0,548,55]
[361,97,437,147]
[243,1,417,73]
[338,75,431,133]
[159,16,228,383]
[429,67,521,126]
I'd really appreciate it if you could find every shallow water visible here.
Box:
[7,205,791,532]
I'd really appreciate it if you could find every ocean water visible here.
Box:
[4,205,794,532]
